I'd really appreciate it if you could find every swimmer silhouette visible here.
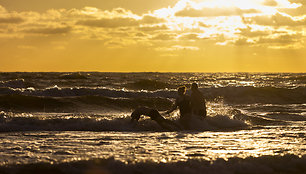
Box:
[190,83,207,119]
[166,86,192,129]
[131,106,181,131]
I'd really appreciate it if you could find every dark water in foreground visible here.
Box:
[0,72,305,174]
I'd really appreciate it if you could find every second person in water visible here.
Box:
[190,83,207,119]
[166,86,192,129]
[166,83,207,129]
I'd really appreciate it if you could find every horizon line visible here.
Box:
[0,71,305,73]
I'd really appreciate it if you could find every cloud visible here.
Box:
[152,33,177,40]
[198,22,211,28]
[156,45,199,51]
[77,17,139,28]
[0,6,24,24]
[0,1,304,51]
[175,7,260,17]
[73,7,138,19]
[108,31,130,37]
[231,32,304,49]
[138,25,169,32]
[140,15,166,24]
[262,0,278,6]
[233,38,254,46]
[279,0,306,16]
[0,16,24,24]
[238,27,271,37]
[76,13,165,28]
[135,32,146,37]
[23,26,72,35]
[257,33,302,45]
[178,33,200,40]
[244,13,306,26]
[73,7,149,28]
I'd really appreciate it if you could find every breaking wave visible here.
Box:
[126,79,176,90]
[0,79,31,88]
[0,155,305,174]
[0,95,172,112]
[1,109,291,132]
[0,86,305,104]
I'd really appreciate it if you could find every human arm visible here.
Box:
[165,100,178,114]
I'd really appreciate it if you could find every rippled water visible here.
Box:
[0,72,305,173]
[1,126,305,166]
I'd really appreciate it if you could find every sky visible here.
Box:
[0,0,305,72]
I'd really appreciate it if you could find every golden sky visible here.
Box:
[0,0,305,72]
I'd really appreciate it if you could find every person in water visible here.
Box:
[130,106,181,131]
[165,86,192,129]
[190,83,207,119]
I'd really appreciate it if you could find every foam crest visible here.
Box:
[0,155,305,174]
[0,79,27,88]
[0,113,250,132]
[1,86,305,104]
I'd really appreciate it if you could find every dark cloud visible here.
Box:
[238,27,270,37]
[279,0,306,16]
[175,7,260,17]
[244,13,306,26]
[287,0,306,5]
[140,15,166,24]
[262,0,278,6]
[108,31,130,37]
[179,33,200,40]
[152,33,176,40]
[0,16,24,24]
[234,38,252,46]
[198,22,210,28]
[257,34,302,44]
[23,26,71,34]
[139,25,169,32]
[135,32,146,37]
[77,17,139,28]
[232,31,304,47]
[234,33,303,47]
[77,15,165,29]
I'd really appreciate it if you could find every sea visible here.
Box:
[0,72,305,174]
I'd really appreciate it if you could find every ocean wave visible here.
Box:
[1,155,305,174]
[0,111,260,132]
[126,79,176,90]
[203,86,306,104]
[230,109,287,125]
[59,72,90,79]
[0,86,305,104]
[289,75,306,81]
[0,79,32,88]
[0,95,172,112]
[0,86,177,98]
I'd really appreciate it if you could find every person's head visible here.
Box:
[177,86,186,96]
[131,112,140,123]
[191,83,198,91]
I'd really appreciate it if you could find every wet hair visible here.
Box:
[131,111,140,122]
[178,86,186,95]
[191,83,198,90]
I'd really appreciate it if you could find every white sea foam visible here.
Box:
[0,112,249,132]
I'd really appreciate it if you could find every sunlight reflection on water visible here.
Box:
[1,127,305,165]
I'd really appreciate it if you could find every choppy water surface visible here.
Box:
[1,127,305,166]
[0,72,305,173]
